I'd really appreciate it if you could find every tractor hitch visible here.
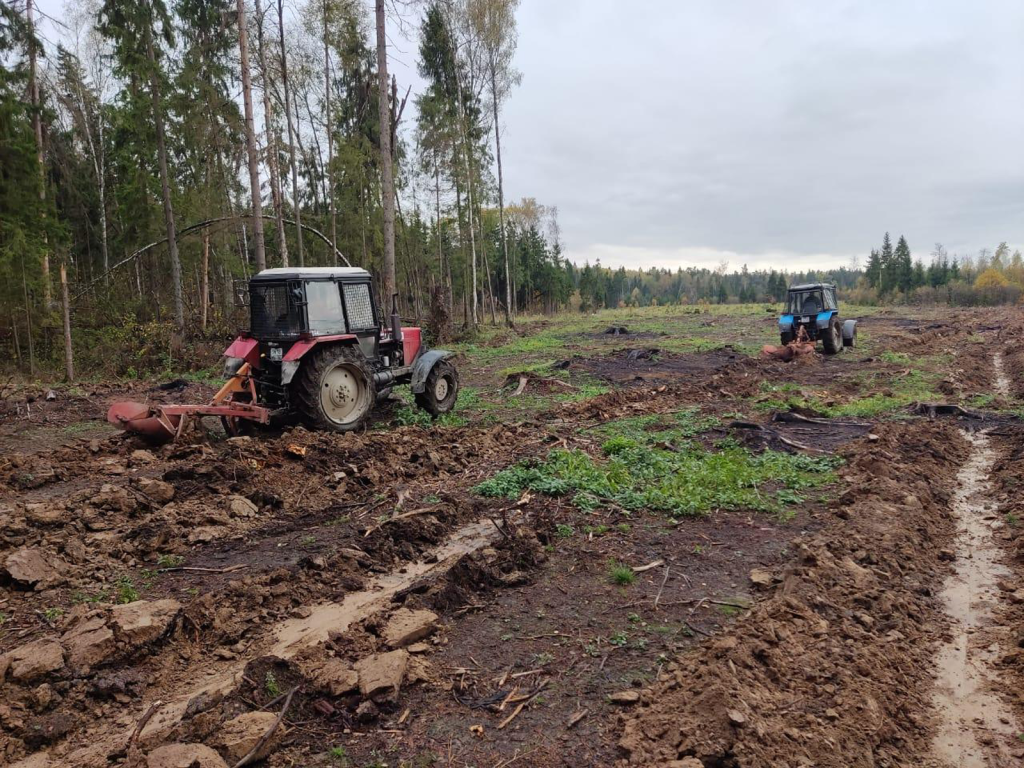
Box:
[106,363,269,444]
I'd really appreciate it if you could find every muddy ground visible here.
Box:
[1,305,1023,768]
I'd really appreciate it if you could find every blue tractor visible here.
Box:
[778,283,857,354]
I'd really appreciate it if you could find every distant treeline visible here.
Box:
[563,263,860,311]
[557,235,1024,311]
[851,234,1023,306]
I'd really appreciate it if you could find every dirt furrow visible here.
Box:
[929,430,1021,767]
[50,517,509,766]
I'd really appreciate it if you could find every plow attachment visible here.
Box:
[760,341,817,362]
[106,364,269,444]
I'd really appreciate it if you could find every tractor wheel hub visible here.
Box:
[322,365,364,422]
[434,377,449,401]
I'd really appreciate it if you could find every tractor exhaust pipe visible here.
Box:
[390,293,403,363]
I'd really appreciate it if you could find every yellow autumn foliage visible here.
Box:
[974,267,1010,289]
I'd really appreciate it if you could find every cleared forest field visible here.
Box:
[2,304,1024,768]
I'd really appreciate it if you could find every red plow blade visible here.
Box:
[107,397,272,444]
[106,401,180,443]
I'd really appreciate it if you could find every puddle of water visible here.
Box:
[930,430,1020,767]
[62,518,504,763]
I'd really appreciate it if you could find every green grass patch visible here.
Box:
[475,411,839,517]
[968,393,997,409]
[609,562,636,586]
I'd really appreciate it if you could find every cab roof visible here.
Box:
[252,267,370,281]
[788,282,835,292]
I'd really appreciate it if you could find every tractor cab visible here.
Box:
[246,267,390,367]
[778,282,856,354]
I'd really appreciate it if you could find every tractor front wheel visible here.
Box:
[415,360,459,417]
[822,317,842,355]
[295,345,376,432]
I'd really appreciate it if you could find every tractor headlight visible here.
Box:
[223,356,244,378]
[281,360,300,385]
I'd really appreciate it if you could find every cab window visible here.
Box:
[305,281,345,335]
[788,291,823,315]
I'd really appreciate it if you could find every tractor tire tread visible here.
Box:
[415,360,459,417]
[822,317,842,355]
[294,344,375,432]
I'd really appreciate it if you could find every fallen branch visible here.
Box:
[497,679,548,730]
[363,505,439,537]
[909,402,984,420]
[567,709,589,728]
[157,564,247,574]
[128,700,163,749]
[632,559,664,574]
[231,685,298,768]
[653,566,671,608]
[772,411,870,428]
[728,420,821,453]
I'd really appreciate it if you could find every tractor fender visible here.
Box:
[411,349,454,394]
[815,310,836,330]
[280,334,357,385]
[842,319,858,345]
[778,313,795,331]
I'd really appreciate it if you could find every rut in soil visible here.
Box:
[930,428,1020,768]
[66,517,507,762]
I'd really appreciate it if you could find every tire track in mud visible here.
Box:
[930,431,1020,767]
[58,517,509,765]
[993,352,1011,399]
[929,355,1019,768]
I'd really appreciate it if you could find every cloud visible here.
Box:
[563,243,856,274]
[499,0,1024,269]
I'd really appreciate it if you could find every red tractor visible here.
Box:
[108,267,458,442]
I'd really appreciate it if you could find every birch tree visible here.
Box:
[469,0,520,324]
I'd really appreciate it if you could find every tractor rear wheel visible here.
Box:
[415,360,459,417]
[822,317,842,355]
[780,330,794,345]
[295,345,376,432]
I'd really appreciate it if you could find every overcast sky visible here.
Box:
[36,0,1024,272]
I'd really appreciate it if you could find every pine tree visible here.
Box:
[99,0,185,330]
[878,232,894,294]
[894,235,912,293]
[865,249,881,288]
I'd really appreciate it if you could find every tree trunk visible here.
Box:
[27,0,51,308]
[60,263,74,381]
[300,89,325,234]
[453,175,468,326]
[489,53,513,327]
[375,0,397,305]
[21,257,35,376]
[201,231,210,331]
[453,70,478,327]
[277,0,304,266]
[434,155,450,309]
[323,0,337,260]
[480,217,497,324]
[10,310,21,368]
[146,28,185,333]
[256,7,288,267]
[237,0,267,272]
